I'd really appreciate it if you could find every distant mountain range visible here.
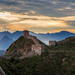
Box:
[0,31,23,50]
[0,35,13,50]
[0,31,75,50]
[30,31,75,44]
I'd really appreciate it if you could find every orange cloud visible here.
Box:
[7,24,31,32]
[0,11,75,33]
[48,29,75,33]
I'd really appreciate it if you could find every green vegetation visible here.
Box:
[7,36,34,52]
[49,42,75,51]
[1,36,75,75]
[6,36,49,57]
[0,53,75,75]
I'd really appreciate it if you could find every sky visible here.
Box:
[0,0,75,33]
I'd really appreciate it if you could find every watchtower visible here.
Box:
[23,30,29,37]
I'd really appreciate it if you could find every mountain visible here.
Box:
[0,31,23,41]
[8,31,23,41]
[5,31,49,58]
[0,31,23,50]
[0,31,75,50]
[58,36,75,44]
[50,36,75,50]
[30,31,75,45]
[0,35,13,50]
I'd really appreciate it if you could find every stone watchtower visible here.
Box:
[23,30,29,37]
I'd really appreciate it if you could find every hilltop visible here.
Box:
[5,31,49,58]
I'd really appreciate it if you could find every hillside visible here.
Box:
[50,36,75,51]
[1,52,75,75]
[5,31,49,58]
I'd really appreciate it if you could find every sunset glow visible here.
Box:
[0,0,75,33]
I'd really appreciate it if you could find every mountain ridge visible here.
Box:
[5,31,49,58]
[50,36,75,51]
[0,31,75,50]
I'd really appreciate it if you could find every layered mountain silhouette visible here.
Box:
[0,31,23,41]
[0,31,75,50]
[0,35,13,50]
[0,31,22,50]
[30,31,75,44]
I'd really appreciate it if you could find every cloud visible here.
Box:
[0,0,75,33]
[0,11,74,33]
[54,16,75,21]
[0,0,75,17]
[58,7,75,11]
[7,24,31,32]
[0,12,19,22]
[60,0,75,2]
[48,28,75,33]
